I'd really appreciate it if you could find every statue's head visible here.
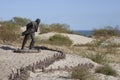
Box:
[35,18,40,24]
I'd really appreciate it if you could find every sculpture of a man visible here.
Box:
[21,18,40,49]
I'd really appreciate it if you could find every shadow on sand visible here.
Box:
[0,45,63,54]
[34,46,63,53]
[0,46,16,51]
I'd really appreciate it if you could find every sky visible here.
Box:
[0,0,120,30]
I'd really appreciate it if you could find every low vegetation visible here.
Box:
[10,17,31,26]
[92,26,120,38]
[95,64,118,77]
[0,22,21,43]
[74,40,105,49]
[46,34,73,46]
[71,66,96,80]
[84,52,107,64]
[40,23,75,34]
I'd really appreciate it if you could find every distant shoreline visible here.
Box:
[74,30,92,37]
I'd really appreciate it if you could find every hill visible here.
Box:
[38,32,94,45]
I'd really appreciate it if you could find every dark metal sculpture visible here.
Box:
[21,19,40,50]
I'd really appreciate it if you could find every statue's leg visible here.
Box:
[21,35,29,49]
[29,33,35,49]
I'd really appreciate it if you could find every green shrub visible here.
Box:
[71,66,96,80]
[92,26,119,38]
[39,24,50,33]
[95,64,118,77]
[48,34,73,46]
[0,23,21,42]
[10,17,31,26]
[105,46,117,54]
[39,23,75,34]
[49,23,71,33]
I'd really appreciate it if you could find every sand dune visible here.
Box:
[21,27,94,45]
[38,32,94,45]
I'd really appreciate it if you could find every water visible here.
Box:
[75,30,92,37]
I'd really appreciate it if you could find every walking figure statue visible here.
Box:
[21,18,40,49]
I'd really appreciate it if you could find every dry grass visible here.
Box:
[71,66,96,80]
[95,64,118,77]
[83,52,107,64]
[37,34,73,46]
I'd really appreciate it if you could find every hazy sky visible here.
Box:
[0,0,120,30]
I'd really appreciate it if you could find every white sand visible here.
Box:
[0,44,58,80]
[28,54,99,80]
[28,54,120,80]
[0,44,120,80]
